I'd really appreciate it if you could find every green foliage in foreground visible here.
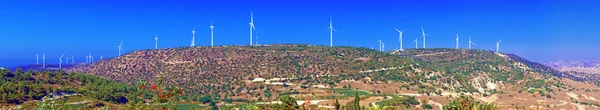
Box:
[443,95,498,110]
[0,69,137,105]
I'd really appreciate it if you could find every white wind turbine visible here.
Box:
[66,57,69,64]
[377,39,385,51]
[191,26,196,47]
[117,40,123,56]
[421,27,428,48]
[326,16,338,47]
[36,55,39,64]
[85,56,89,63]
[395,28,403,51]
[456,34,459,49]
[496,40,502,52]
[255,31,259,45]
[89,53,93,63]
[100,56,103,60]
[42,54,45,68]
[249,11,256,46]
[210,20,215,46]
[154,34,158,49]
[71,55,74,64]
[468,36,476,49]
[413,38,419,49]
[59,55,64,69]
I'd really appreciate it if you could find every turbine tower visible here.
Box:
[421,27,428,48]
[496,40,502,52]
[249,11,256,46]
[456,34,459,49]
[210,20,214,46]
[36,55,39,64]
[395,28,403,51]
[117,40,123,56]
[468,36,476,49]
[327,16,338,47]
[413,38,418,49]
[59,55,64,69]
[89,53,92,63]
[66,57,69,64]
[42,54,45,68]
[377,39,385,51]
[71,55,74,64]
[191,26,196,47]
[85,56,88,63]
[154,34,158,49]
[100,56,103,60]
[255,31,259,45]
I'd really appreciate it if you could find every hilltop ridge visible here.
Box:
[62,45,600,109]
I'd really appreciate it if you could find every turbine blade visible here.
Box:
[332,28,338,32]
[395,28,400,32]
[329,16,332,26]
[120,40,123,46]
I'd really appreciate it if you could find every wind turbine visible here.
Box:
[89,53,93,63]
[326,16,338,47]
[59,55,64,69]
[210,20,214,46]
[255,31,259,45]
[71,55,74,64]
[421,27,428,48]
[100,56,103,60]
[377,39,385,51]
[117,40,123,56]
[42,54,45,68]
[395,28,403,51]
[468,36,476,49]
[413,38,418,49]
[66,57,69,64]
[191,26,196,47]
[456,34,459,49]
[249,11,256,46]
[36,55,39,64]
[154,34,158,49]
[496,40,502,52]
[85,56,89,63]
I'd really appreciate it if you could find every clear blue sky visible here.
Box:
[1,0,599,67]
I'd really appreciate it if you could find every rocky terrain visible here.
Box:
[60,45,600,109]
[545,60,600,74]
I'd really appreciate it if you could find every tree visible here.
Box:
[279,96,299,109]
[334,98,340,110]
[347,92,361,110]
[442,95,498,110]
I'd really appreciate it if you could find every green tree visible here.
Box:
[334,98,341,110]
[279,96,299,110]
[442,95,498,110]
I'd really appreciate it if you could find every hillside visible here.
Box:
[8,64,79,72]
[545,60,600,74]
[65,45,600,109]
[0,68,138,109]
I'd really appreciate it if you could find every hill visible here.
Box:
[545,60,600,74]
[8,64,79,72]
[64,45,600,109]
[0,68,138,109]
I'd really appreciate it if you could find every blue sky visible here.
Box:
[0,0,599,67]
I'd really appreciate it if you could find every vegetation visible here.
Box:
[442,95,498,110]
[0,68,136,106]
